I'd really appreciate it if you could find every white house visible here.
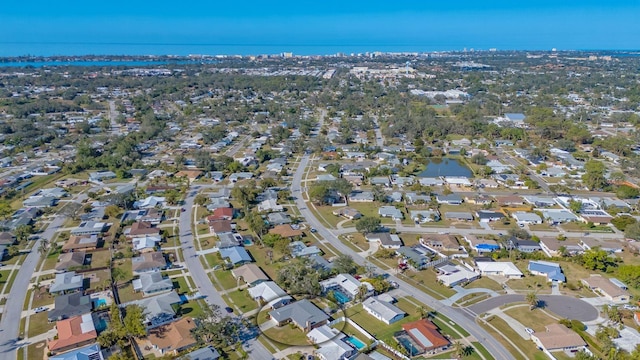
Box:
[476,261,523,278]
[362,297,405,325]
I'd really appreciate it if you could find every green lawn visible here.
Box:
[479,316,547,360]
[28,312,55,337]
[117,283,143,303]
[177,299,206,318]
[227,289,258,313]
[398,269,457,298]
[172,276,192,294]
[262,325,310,349]
[26,341,46,360]
[213,270,239,290]
[346,301,421,345]
[0,269,18,293]
[90,250,112,268]
[29,289,55,309]
[313,205,346,228]
[464,276,504,292]
[503,306,558,332]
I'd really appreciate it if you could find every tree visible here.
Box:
[262,233,284,248]
[104,205,121,219]
[123,305,147,338]
[526,291,538,310]
[192,303,243,348]
[164,189,182,206]
[231,185,257,209]
[0,201,13,219]
[14,224,33,243]
[611,215,637,231]
[277,259,322,295]
[568,200,582,214]
[616,185,640,199]
[38,239,50,256]
[416,306,428,319]
[111,267,127,288]
[582,160,608,191]
[625,222,640,240]
[371,185,388,203]
[194,194,209,207]
[355,216,381,234]
[332,254,359,275]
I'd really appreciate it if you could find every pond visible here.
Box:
[418,157,472,178]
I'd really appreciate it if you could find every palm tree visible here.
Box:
[526,291,538,310]
[453,341,465,359]
[416,306,428,319]
[38,239,50,255]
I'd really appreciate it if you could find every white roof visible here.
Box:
[363,297,404,321]
[320,274,372,297]
[247,281,291,307]
[477,262,523,277]
[307,324,344,344]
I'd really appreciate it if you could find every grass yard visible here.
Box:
[90,249,112,268]
[227,289,258,313]
[203,252,222,268]
[399,269,457,298]
[117,283,143,303]
[177,299,206,318]
[464,276,504,292]
[26,341,46,360]
[172,276,192,294]
[345,301,421,345]
[454,293,491,307]
[503,306,559,332]
[261,325,310,349]
[561,222,613,233]
[213,270,239,290]
[29,289,55,309]
[313,205,347,228]
[429,349,482,360]
[479,316,548,360]
[28,312,55,337]
[341,233,368,251]
[0,269,18,293]
[506,276,551,293]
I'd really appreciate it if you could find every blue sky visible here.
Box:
[1,1,639,55]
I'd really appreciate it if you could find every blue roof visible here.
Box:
[528,261,565,282]
[49,344,103,360]
[220,246,252,264]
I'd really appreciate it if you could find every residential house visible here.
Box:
[419,177,445,187]
[133,196,166,209]
[209,171,225,183]
[174,170,203,183]
[530,324,587,353]
[182,346,221,360]
[48,293,93,321]
[581,275,630,303]
[49,272,84,294]
[524,196,558,208]
[62,235,98,252]
[219,246,252,265]
[289,241,322,258]
[126,221,161,239]
[229,172,254,182]
[540,209,578,224]
[465,195,493,205]
[476,210,505,223]
[132,251,167,274]
[507,237,542,253]
[333,207,362,220]
[308,254,334,272]
[268,299,329,331]
[539,237,582,257]
[444,212,474,222]
[436,263,480,287]
[231,264,269,286]
[378,206,404,220]
[267,212,291,225]
[370,176,391,187]
[257,199,283,212]
[89,171,116,182]
[49,344,104,360]
[410,210,440,223]
[366,233,403,249]
[528,261,566,282]
[0,232,16,246]
[496,195,525,207]
[422,234,460,252]
[349,191,375,203]
[395,319,450,355]
[404,192,431,204]
[248,281,292,309]
[55,252,86,272]
[70,221,108,236]
[396,246,430,270]
[133,271,174,296]
[476,261,523,278]
[580,238,623,253]
[147,317,197,355]
[47,314,97,354]
[269,224,303,239]
[512,212,543,225]
[209,220,233,236]
[132,235,161,253]
[436,193,463,205]
[320,274,374,302]
[124,291,182,329]
[208,207,234,221]
[307,325,357,360]
[362,297,405,324]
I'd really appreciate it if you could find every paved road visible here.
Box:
[179,187,274,360]
[0,215,67,358]
[292,155,513,360]
[468,294,599,322]
[495,147,551,193]
[332,223,622,240]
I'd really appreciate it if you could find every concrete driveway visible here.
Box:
[469,294,599,322]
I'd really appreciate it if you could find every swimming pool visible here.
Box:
[397,335,421,356]
[346,336,366,350]
[94,317,108,332]
[243,239,253,246]
[333,290,350,304]
[93,298,107,308]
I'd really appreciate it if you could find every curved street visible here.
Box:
[292,154,514,360]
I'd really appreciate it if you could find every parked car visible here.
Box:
[34,306,48,313]
[525,328,535,335]
[310,228,317,233]
[225,307,234,313]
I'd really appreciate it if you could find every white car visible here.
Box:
[33,306,48,313]
[623,305,637,310]
[525,328,535,335]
